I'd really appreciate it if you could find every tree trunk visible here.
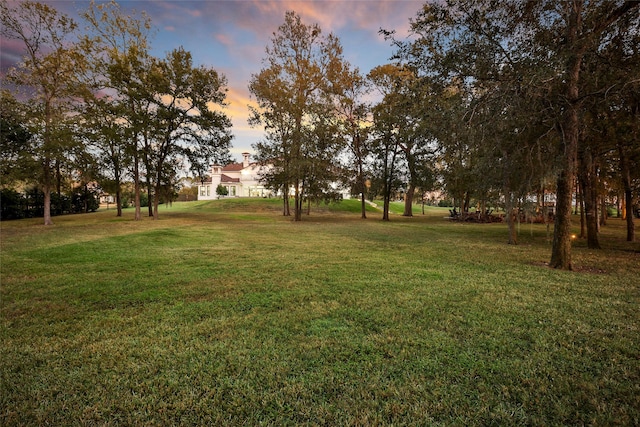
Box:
[115,168,123,217]
[134,155,141,221]
[550,4,582,270]
[355,132,366,219]
[116,189,122,217]
[147,184,153,217]
[579,183,586,239]
[504,185,518,245]
[382,194,390,221]
[83,183,89,213]
[619,144,635,241]
[153,182,160,220]
[294,181,302,221]
[624,186,635,242]
[578,147,601,249]
[574,179,580,215]
[616,191,622,218]
[55,159,62,199]
[403,184,415,217]
[550,162,575,270]
[43,184,53,225]
[359,165,367,219]
[43,101,54,225]
[283,186,290,216]
[43,159,53,226]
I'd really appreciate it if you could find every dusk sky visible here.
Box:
[1,0,425,160]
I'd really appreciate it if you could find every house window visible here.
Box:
[207,186,210,196]
[200,186,205,196]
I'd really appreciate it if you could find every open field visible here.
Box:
[2,199,639,425]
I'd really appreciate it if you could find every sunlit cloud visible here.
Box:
[215,33,234,47]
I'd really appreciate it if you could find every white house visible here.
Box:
[197,153,272,199]
[197,152,353,201]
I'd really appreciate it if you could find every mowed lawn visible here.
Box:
[1,199,639,426]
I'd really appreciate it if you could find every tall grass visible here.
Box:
[1,199,638,425]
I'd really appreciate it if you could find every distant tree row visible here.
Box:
[1,0,233,224]
[0,187,99,220]
[248,2,639,270]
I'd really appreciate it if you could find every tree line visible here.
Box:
[1,1,638,270]
[1,0,233,224]
[248,2,639,271]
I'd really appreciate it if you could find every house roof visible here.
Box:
[222,163,244,172]
[220,174,240,183]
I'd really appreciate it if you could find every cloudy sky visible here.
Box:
[1,0,424,159]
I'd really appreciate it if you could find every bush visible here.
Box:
[216,184,228,196]
[71,189,99,213]
[0,188,26,220]
[0,187,99,220]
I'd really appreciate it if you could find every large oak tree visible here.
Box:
[249,11,349,221]
[1,0,86,225]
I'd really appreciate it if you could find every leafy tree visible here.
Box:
[80,0,153,219]
[216,184,228,197]
[579,7,640,243]
[145,47,232,219]
[519,0,639,268]
[249,11,348,221]
[368,64,415,221]
[333,66,372,219]
[396,76,438,217]
[390,0,639,269]
[1,0,86,225]
[0,90,36,187]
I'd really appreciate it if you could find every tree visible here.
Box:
[519,1,640,268]
[396,76,438,217]
[216,184,228,197]
[582,7,640,243]
[80,0,153,220]
[333,66,371,219]
[81,103,129,217]
[249,11,348,221]
[145,47,232,219]
[0,90,36,187]
[390,0,639,269]
[1,0,86,225]
[368,64,416,221]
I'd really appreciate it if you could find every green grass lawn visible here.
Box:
[2,199,639,425]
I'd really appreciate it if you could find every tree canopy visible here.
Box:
[249,11,350,221]
[1,0,233,222]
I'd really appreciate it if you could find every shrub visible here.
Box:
[0,188,25,220]
[216,184,228,196]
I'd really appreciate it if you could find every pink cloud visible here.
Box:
[215,33,234,47]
